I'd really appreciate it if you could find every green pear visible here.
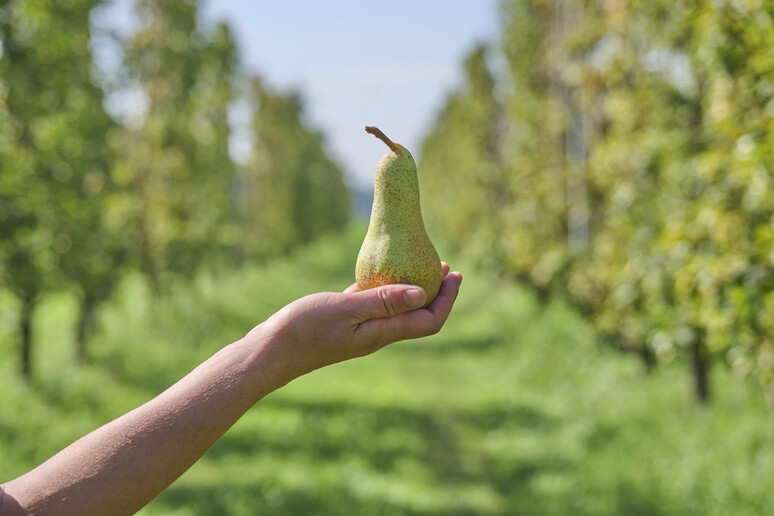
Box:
[356,126,443,307]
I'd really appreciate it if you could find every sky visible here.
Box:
[98,0,502,191]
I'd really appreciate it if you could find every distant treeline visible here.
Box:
[0,0,349,377]
[420,0,774,404]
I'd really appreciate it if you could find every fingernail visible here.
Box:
[403,288,425,308]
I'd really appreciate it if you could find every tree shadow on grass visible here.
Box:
[208,397,556,474]
[172,397,569,515]
[405,334,505,354]
[153,479,480,516]
[151,395,683,516]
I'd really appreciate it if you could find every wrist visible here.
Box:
[240,322,296,397]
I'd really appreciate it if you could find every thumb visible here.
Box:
[345,284,427,320]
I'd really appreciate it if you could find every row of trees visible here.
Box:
[420,0,774,403]
[0,0,349,377]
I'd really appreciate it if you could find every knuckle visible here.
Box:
[428,319,444,335]
[378,288,396,317]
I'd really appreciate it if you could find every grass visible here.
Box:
[1,224,773,515]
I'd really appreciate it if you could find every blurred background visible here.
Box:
[2,0,774,514]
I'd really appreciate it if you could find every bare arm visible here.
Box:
[1,266,462,515]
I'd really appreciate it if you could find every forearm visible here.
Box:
[2,326,286,515]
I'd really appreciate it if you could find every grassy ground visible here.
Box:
[1,225,773,515]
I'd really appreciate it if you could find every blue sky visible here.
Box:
[98,0,502,190]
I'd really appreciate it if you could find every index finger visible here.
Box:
[355,270,462,346]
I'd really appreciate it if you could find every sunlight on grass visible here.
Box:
[1,226,773,515]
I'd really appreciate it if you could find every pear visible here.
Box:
[356,126,443,307]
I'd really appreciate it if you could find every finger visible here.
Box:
[404,271,462,333]
[342,283,427,321]
[441,262,450,278]
[356,271,462,346]
[426,271,462,320]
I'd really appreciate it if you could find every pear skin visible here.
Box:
[356,126,443,307]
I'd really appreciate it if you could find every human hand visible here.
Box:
[248,262,462,384]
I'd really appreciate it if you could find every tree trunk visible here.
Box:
[140,219,161,294]
[76,297,96,363]
[619,337,656,374]
[137,166,162,294]
[19,293,34,379]
[690,339,710,403]
[768,384,774,436]
[638,344,656,373]
[534,284,552,306]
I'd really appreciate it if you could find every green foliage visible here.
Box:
[0,0,132,369]
[561,0,774,399]
[1,229,772,515]
[0,0,349,374]
[419,44,506,270]
[240,78,349,258]
[121,0,239,285]
[419,0,774,402]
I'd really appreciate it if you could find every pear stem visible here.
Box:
[365,126,400,153]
